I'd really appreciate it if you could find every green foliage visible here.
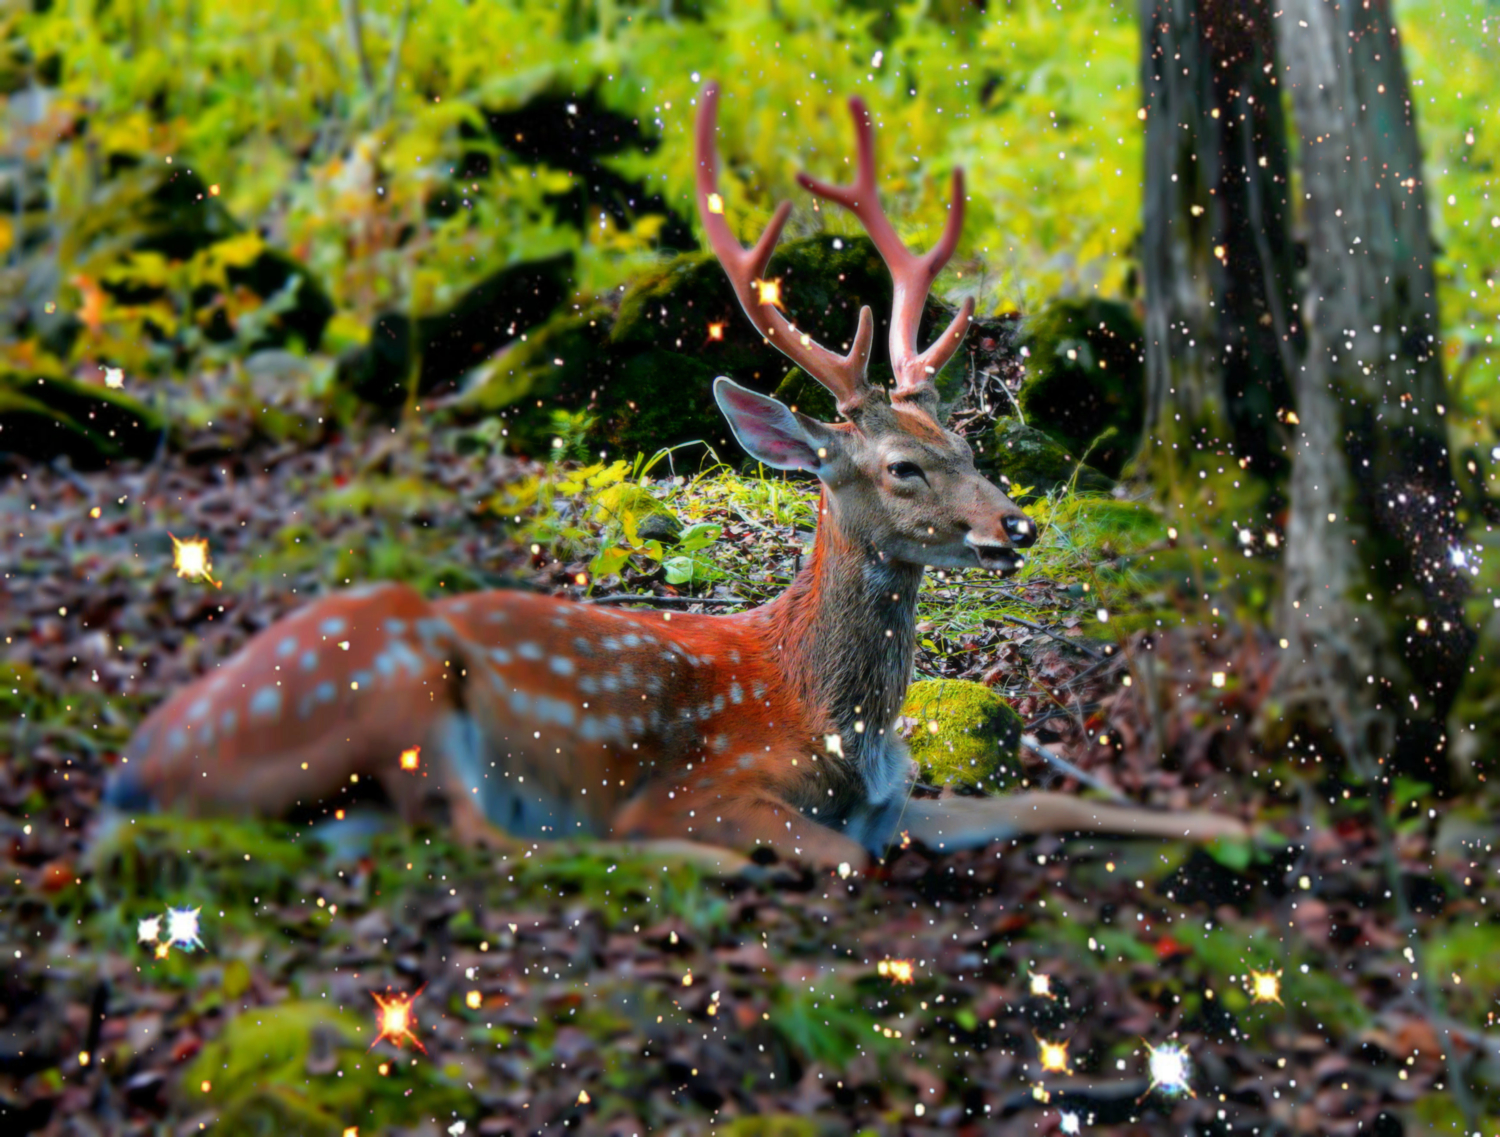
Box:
[1396,0,1500,457]
[15,0,1147,439]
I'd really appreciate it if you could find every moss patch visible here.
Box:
[185,1001,475,1137]
[900,679,1023,791]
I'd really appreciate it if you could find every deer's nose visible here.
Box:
[1003,515,1037,548]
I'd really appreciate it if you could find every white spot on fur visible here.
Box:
[249,686,283,721]
[549,656,576,676]
[516,642,544,662]
[319,617,347,637]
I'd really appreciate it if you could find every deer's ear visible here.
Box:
[713,378,842,474]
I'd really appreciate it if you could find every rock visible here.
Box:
[460,235,970,460]
[1016,297,1145,477]
[0,374,164,469]
[976,417,1116,501]
[337,252,575,407]
[900,678,1024,792]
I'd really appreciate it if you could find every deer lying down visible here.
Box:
[100,85,1248,872]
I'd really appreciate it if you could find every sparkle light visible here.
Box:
[753,277,783,309]
[400,746,421,772]
[1037,1036,1072,1075]
[369,988,427,1053]
[706,192,724,215]
[137,915,162,945]
[170,533,220,588]
[877,958,915,984]
[1028,971,1054,999]
[1145,1040,1194,1097]
[102,366,125,389]
[165,906,203,952]
[1059,1110,1082,1135]
[707,321,725,341]
[1247,968,1283,1005]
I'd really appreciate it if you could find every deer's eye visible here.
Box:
[888,460,923,480]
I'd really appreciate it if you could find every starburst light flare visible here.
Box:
[169,533,221,588]
[1145,1040,1194,1098]
[369,988,427,1053]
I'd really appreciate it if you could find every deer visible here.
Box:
[99,84,1248,873]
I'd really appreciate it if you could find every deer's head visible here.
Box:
[695,84,1036,575]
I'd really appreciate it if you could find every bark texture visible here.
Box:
[1138,0,1297,479]
[1273,0,1470,782]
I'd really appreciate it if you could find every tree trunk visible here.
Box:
[1137,0,1297,482]
[1272,0,1471,784]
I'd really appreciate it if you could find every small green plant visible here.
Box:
[663,521,724,586]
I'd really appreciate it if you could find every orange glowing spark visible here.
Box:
[877,958,915,984]
[706,192,724,215]
[399,747,421,772]
[1247,968,1283,1005]
[707,321,725,342]
[753,277,783,309]
[369,988,427,1053]
[899,830,912,849]
[169,533,221,588]
[1037,1036,1073,1075]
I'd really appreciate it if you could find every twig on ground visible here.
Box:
[994,611,1105,661]
[1021,735,1128,803]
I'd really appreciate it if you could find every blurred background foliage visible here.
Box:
[0,0,1492,449]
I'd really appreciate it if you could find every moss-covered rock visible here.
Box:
[338,252,573,407]
[184,1001,474,1136]
[900,678,1024,792]
[976,416,1116,501]
[459,235,969,459]
[1016,297,1145,477]
[0,373,164,468]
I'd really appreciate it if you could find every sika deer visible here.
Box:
[101,85,1246,869]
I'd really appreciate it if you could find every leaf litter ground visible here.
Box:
[2,411,1494,1136]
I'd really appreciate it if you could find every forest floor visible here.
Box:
[3,399,1496,1136]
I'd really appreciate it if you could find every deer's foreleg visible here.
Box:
[612,785,871,871]
[896,791,1249,854]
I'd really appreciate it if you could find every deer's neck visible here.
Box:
[760,491,923,777]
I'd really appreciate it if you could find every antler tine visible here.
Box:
[796,96,976,406]
[695,83,875,419]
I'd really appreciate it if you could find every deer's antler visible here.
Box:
[695,83,875,418]
[796,96,975,408]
